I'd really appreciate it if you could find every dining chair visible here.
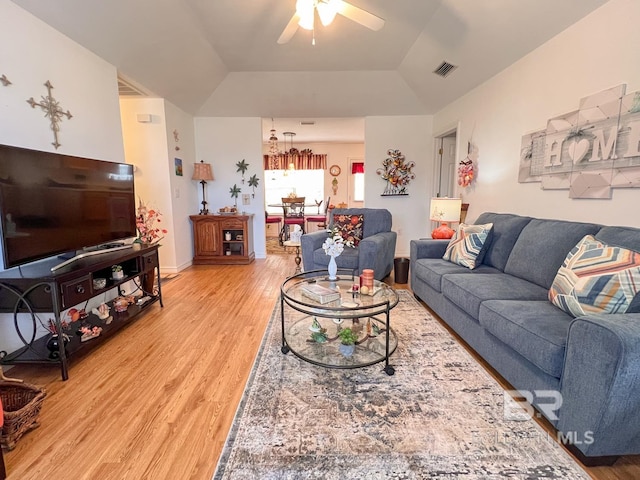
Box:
[306,196,330,232]
[281,197,305,242]
[265,211,283,244]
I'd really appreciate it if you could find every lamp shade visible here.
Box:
[192,161,214,181]
[430,198,462,222]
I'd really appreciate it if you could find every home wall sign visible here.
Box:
[519,84,640,199]
[377,149,415,196]
[27,80,73,149]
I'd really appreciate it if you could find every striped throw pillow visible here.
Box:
[549,235,640,317]
[442,223,493,269]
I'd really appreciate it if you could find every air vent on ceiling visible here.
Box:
[433,61,458,78]
[117,77,148,97]
[300,121,315,126]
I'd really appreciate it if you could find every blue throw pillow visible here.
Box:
[442,223,493,269]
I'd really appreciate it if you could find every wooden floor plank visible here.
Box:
[2,251,639,479]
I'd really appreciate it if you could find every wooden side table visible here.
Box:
[283,240,302,274]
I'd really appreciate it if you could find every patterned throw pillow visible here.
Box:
[549,235,640,317]
[442,222,493,269]
[333,214,364,247]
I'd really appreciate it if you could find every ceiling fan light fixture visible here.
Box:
[317,0,339,27]
[296,0,315,30]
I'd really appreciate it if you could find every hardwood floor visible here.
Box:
[2,251,639,479]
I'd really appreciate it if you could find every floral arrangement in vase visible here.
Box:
[322,227,354,280]
[135,198,167,244]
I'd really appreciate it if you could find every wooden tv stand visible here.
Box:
[0,244,162,380]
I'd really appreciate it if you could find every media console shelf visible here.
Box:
[0,244,163,381]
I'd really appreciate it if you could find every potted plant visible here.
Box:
[111,264,124,280]
[337,327,358,357]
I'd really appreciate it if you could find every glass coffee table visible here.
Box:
[280,270,399,375]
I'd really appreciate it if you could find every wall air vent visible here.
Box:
[117,77,148,97]
[433,61,458,78]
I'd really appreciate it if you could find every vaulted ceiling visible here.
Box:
[12,0,608,141]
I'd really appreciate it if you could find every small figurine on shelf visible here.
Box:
[91,302,113,324]
[78,322,102,342]
[113,296,129,313]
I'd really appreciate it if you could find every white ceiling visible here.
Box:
[12,0,608,143]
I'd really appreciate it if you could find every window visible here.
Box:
[351,162,364,203]
[265,169,324,214]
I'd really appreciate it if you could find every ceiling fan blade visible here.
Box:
[337,0,385,31]
[277,13,300,44]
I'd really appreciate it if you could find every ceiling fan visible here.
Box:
[277,0,385,45]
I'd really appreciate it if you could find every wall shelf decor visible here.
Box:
[377,149,415,196]
[519,84,640,199]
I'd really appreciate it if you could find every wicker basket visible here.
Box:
[0,381,46,451]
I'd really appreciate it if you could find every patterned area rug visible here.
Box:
[213,291,589,479]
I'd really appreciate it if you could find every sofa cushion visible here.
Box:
[504,218,601,289]
[442,273,549,319]
[596,225,640,252]
[479,300,573,379]
[474,213,532,271]
[413,258,501,293]
[549,234,640,317]
[333,213,364,246]
[312,245,359,269]
[442,222,493,269]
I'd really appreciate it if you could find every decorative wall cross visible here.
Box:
[27,80,73,149]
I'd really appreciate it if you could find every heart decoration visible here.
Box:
[567,138,590,164]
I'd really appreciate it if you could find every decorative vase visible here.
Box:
[339,344,355,357]
[46,333,70,359]
[327,255,338,281]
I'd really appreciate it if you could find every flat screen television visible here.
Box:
[0,144,136,269]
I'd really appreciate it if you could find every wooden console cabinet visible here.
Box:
[0,244,162,381]
[190,214,255,265]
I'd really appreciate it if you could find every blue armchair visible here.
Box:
[300,208,397,280]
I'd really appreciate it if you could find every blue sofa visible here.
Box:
[301,208,397,280]
[410,212,640,463]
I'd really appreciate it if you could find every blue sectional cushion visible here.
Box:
[474,213,532,271]
[479,300,573,379]
[504,218,601,289]
[549,235,640,317]
[312,245,359,269]
[443,222,493,269]
[596,225,640,252]
[441,273,549,319]
[413,258,501,293]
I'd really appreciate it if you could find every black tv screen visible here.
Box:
[0,144,136,269]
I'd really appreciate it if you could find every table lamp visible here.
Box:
[192,160,214,215]
[430,197,462,239]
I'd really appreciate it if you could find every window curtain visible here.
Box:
[263,154,327,170]
[351,162,364,174]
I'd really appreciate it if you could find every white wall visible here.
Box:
[120,98,195,272]
[0,1,126,354]
[434,0,640,228]
[0,1,124,159]
[365,116,434,257]
[194,117,266,256]
[164,101,199,271]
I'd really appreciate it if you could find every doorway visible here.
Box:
[434,130,457,198]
